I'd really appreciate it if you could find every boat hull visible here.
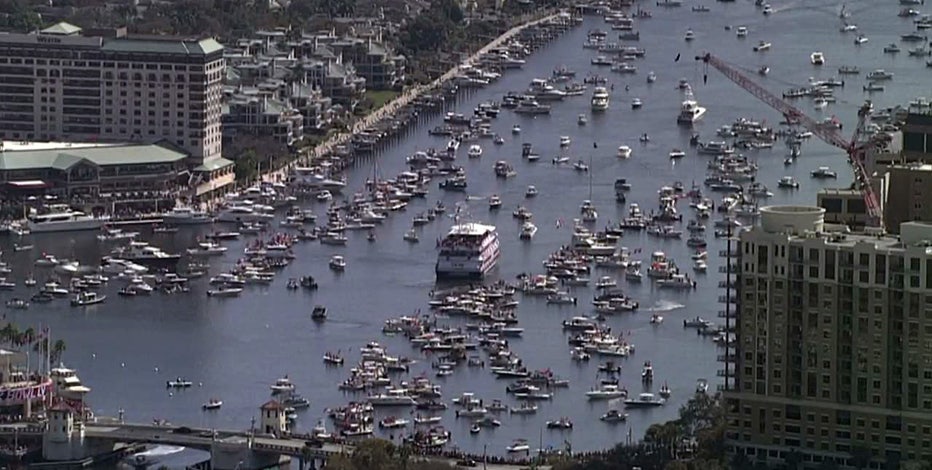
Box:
[28,218,105,233]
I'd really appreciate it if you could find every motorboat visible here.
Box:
[863,83,885,93]
[684,29,695,41]
[650,314,664,324]
[586,384,627,400]
[778,176,800,188]
[519,222,538,240]
[329,255,346,271]
[509,403,538,415]
[669,149,686,159]
[866,69,894,81]
[35,254,61,267]
[623,392,666,407]
[489,195,503,210]
[379,417,410,429]
[506,439,530,453]
[525,186,538,198]
[560,136,572,147]
[202,399,223,410]
[5,298,28,310]
[207,286,243,297]
[854,34,868,45]
[578,114,588,125]
[311,305,327,321]
[753,41,771,52]
[631,98,642,109]
[512,124,521,134]
[166,377,193,388]
[646,71,657,83]
[403,229,419,243]
[600,409,628,423]
[659,383,672,399]
[676,86,706,124]
[186,241,227,257]
[590,87,610,111]
[467,144,483,158]
[810,51,825,65]
[71,291,105,307]
[811,166,837,179]
[617,145,632,158]
[323,351,344,365]
[736,26,748,37]
[162,206,212,225]
[546,417,573,429]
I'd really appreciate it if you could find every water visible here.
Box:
[7,0,929,458]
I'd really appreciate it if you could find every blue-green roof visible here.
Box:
[100,38,223,56]
[0,144,188,171]
[193,158,234,172]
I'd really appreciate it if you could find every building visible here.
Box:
[817,189,870,228]
[884,164,932,234]
[259,400,287,437]
[221,95,304,146]
[901,112,932,163]
[330,37,405,90]
[0,22,233,196]
[726,205,932,469]
[0,140,199,198]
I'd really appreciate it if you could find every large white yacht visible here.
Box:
[110,241,181,270]
[590,87,610,111]
[50,364,91,401]
[435,222,500,279]
[216,203,274,223]
[288,167,347,192]
[368,389,417,406]
[26,205,107,233]
[161,206,212,225]
[676,85,706,125]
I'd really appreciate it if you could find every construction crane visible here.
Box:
[695,52,882,227]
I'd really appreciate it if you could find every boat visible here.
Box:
[866,69,894,81]
[646,71,657,83]
[26,205,107,233]
[111,242,180,270]
[590,87,610,111]
[623,392,666,407]
[519,222,538,240]
[810,51,825,65]
[71,291,106,307]
[854,34,868,45]
[166,377,193,388]
[587,384,627,400]
[692,4,709,12]
[578,114,588,125]
[676,86,706,124]
[560,136,572,147]
[811,166,837,179]
[617,145,632,158]
[206,287,243,297]
[489,195,503,210]
[369,389,417,406]
[186,241,227,257]
[752,41,771,52]
[404,229,419,243]
[863,83,885,93]
[506,439,530,453]
[125,446,185,467]
[270,376,295,393]
[600,409,628,423]
[323,351,344,365]
[5,298,28,310]
[435,223,499,279]
[669,149,686,159]
[379,417,410,429]
[736,26,748,37]
[202,399,223,410]
[684,29,695,41]
[162,206,212,225]
[631,98,642,109]
[650,314,664,324]
[546,417,573,429]
[512,124,521,134]
[659,383,672,399]
[329,255,346,271]
[311,305,327,321]
[467,144,483,158]
[778,176,800,188]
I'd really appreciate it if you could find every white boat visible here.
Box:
[650,313,664,324]
[624,392,666,407]
[866,69,894,81]
[778,176,800,188]
[736,26,748,37]
[512,124,521,134]
[379,417,410,429]
[368,389,417,406]
[403,229,419,243]
[577,114,588,125]
[590,86,610,111]
[631,98,642,109]
[162,206,212,225]
[617,145,632,158]
[27,205,107,233]
[586,384,627,400]
[315,190,333,202]
[506,439,530,453]
[329,255,346,271]
[206,286,242,297]
[467,144,483,158]
[854,34,868,45]
[811,166,837,179]
[646,71,657,83]
[752,41,771,52]
[519,222,538,240]
[34,254,61,267]
[216,203,274,223]
[525,185,538,198]
[676,86,706,124]
[810,51,825,65]
[71,291,106,307]
[186,241,227,256]
[669,148,686,159]
[509,403,538,415]
[202,399,223,410]
[696,378,709,394]
[125,445,185,467]
[600,409,628,423]
[560,136,572,147]
[684,29,695,41]
[436,223,499,279]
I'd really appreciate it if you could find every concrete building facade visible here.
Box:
[0,22,225,168]
[726,206,932,469]
[884,164,932,235]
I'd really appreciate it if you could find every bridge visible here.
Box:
[0,421,547,470]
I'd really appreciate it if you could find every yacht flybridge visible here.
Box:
[676,85,706,125]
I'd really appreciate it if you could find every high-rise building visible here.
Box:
[0,22,224,168]
[725,205,932,469]
[884,164,932,235]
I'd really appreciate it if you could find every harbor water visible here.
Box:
[7,0,931,458]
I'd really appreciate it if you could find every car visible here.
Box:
[456,459,478,468]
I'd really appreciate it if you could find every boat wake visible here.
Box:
[643,300,685,312]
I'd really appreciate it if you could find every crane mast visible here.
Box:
[696,53,882,226]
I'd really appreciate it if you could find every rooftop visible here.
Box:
[0,142,188,171]
[447,223,496,236]
[100,37,223,56]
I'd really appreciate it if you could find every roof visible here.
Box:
[447,223,496,236]
[260,400,285,411]
[193,158,234,172]
[100,37,223,56]
[0,143,188,171]
[40,22,82,36]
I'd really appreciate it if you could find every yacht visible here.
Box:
[866,69,894,81]
[186,241,227,257]
[854,34,868,45]
[368,389,417,406]
[560,136,572,147]
[519,222,538,240]
[669,148,686,159]
[216,203,273,223]
[506,440,530,453]
[27,205,107,233]
[111,242,180,270]
[50,364,92,400]
[435,223,500,279]
[811,166,838,179]
[71,291,106,307]
[329,255,346,271]
[590,86,610,111]
[623,392,666,407]
[676,86,706,124]
[736,26,748,37]
[162,206,212,225]
[778,176,800,188]
[270,376,295,393]
[810,51,825,65]
[617,145,632,158]
[631,98,642,109]
[586,384,627,400]
[467,144,483,158]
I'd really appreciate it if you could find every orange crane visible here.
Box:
[695,53,882,227]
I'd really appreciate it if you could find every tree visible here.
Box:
[850,446,874,470]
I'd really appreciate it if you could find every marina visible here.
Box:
[0,0,929,463]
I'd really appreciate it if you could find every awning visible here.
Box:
[6,180,49,189]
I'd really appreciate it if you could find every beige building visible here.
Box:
[884,164,932,235]
[726,206,932,469]
[0,22,224,170]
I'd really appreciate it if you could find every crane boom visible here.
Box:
[696,53,882,226]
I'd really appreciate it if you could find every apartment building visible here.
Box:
[884,164,932,235]
[726,205,932,469]
[221,95,304,146]
[0,22,224,168]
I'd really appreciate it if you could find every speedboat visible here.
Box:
[379,417,410,429]
[560,136,572,147]
[35,254,61,267]
[585,384,627,400]
[752,41,771,52]
[202,399,223,410]
[778,176,800,188]
[631,98,642,109]
[684,29,695,41]
[467,144,483,158]
[186,241,227,257]
[403,229,419,243]
[270,376,295,393]
[519,222,538,240]
[525,185,538,198]
[578,114,588,125]
[506,439,530,453]
[623,392,666,407]
[617,145,632,158]
[512,124,521,134]
[810,51,825,65]
[71,291,106,307]
[600,409,628,423]
[206,286,242,297]
[329,255,346,271]
[166,377,193,388]
[489,195,503,210]
[669,148,686,159]
[811,166,837,179]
